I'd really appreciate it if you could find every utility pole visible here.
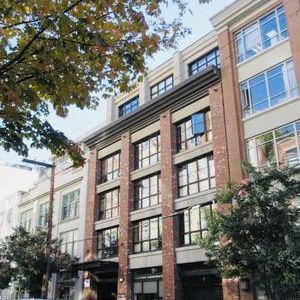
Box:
[22,158,55,299]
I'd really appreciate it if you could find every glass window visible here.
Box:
[20,209,33,232]
[97,227,118,259]
[99,188,120,220]
[99,151,121,183]
[235,6,288,63]
[189,48,220,76]
[119,96,139,117]
[176,110,212,152]
[38,202,49,228]
[60,229,78,257]
[180,203,213,245]
[133,217,162,253]
[241,60,298,117]
[61,189,80,221]
[247,121,300,168]
[135,134,160,169]
[177,155,215,198]
[134,174,161,210]
[133,268,163,300]
[150,75,174,99]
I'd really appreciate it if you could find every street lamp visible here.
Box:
[22,158,55,299]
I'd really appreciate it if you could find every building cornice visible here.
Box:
[83,66,221,150]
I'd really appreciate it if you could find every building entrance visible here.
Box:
[97,279,118,300]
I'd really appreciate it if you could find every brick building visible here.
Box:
[80,0,300,299]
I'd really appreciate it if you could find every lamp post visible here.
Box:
[22,158,55,299]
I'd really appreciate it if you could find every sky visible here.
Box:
[0,0,234,166]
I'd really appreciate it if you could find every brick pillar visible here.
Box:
[117,132,134,300]
[283,0,300,89]
[84,149,98,261]
[210,83,230,190]
[217,28,245,183]
[160,110,181,300]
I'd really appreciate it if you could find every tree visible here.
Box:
[199,163,300,300]
[0,0,193,166]
[0,227,77,297]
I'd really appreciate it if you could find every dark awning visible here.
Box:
[76,260,118,276]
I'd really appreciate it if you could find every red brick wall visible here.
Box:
[117,132,134,299]
[160,110,182,300]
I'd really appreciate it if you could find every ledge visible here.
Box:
[129,250,162,269]
[96,178,120,194]
[176,245,207,264]
[130,204,161,222]
[131,162,161,181]
[95,216,120,231]
[174,189,216,210]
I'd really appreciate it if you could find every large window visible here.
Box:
[38,202,49,228]
[97,227,118,259]
[133,217,162,253]
[100,151,121,183]
[178,155,215,198]
[134,174,161,210]
[135,134,160,169]
[20,209,33,232]
[247,120,300,168]
[176,110,212,152]
[235,6,288,63]
[150,75,174,99]
[99,188,119,220]
[133,268,163,300]
[241,60,298,117]
[180,203,213,245]
[119,96,139,117]
[189,48,220,76]
[61,189,80,221]
[60,229,78,257]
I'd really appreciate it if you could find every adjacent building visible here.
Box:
[80,0,300,300]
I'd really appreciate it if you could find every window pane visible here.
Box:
[244,23,261,59]
[267,64,286,105]
[260,12,278,49]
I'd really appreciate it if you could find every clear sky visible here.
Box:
[0,0,234,165]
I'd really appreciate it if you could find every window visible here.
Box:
[150,75,174,99]
[99,151,121,183]
[180,203,213,245]
[61,189,80,221]
[176,110,212,151]
[189,48,220,76]
[97,227,118,259]
[241,60,298,117]
[20,209,33,232]
[178,155,215,198]
[133,268,163,300]
[247,120,300,169]
[133,217,162,253]
[119,96,139,117]
[135,134,160,169]
[235,6,288,63]
[60,229,78,257]
[38,202,49,228]
[134,174,161,210]
[99,188,119,220]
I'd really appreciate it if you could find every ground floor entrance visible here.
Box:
[97,278,118,300]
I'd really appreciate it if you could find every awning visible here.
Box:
[76,260,118,276]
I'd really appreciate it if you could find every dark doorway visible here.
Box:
[97,279,118,300]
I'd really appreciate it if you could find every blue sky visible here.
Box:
[0,0,234,165]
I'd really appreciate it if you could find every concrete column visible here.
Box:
[217,28,245,183]
[209,83,230,190]
[117,131,134,300]
[283,0,300,90]
[172,51,184,85]
[160,110,182,300]
[139,76,150,105]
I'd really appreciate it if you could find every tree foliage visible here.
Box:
[0,0,190,166]
[0,227,77,297]
[200,163,300,300]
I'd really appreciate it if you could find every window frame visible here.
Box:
[97,227,119,259]
[150,75,174,99]
[235,6,288,63]
[59,229,78,257]
[38,202,49,228]
[240,59,298,118]
[99,151,121,183]
[20,209,33,232]
[133,216,162,253]
[99,188,120,220]
[61,189,80,221]
[134,173,161,210]
[188,48,220,76]
[119,96,139,117]
[134,133,161,169]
